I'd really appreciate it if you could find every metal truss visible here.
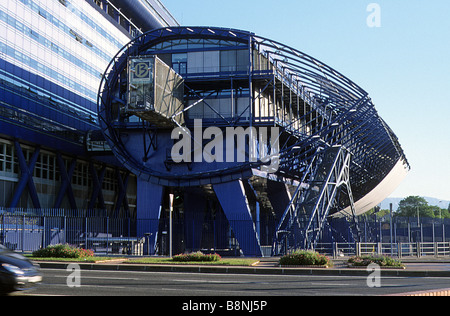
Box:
[98,26,409,236]
[273,145,360,254]
[98,26,408,192]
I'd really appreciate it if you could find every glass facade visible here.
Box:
[0,0,176,213]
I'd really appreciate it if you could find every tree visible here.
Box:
[433,206,450,219]
[395,196,430,218]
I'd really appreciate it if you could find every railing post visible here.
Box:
[85,217,88,250]
[21,214,25,253]
[63,216,67,244]
[0,213,3,245]
[332,242,337,259]
[106,217,109,255]
[42,216,46,249]
[356,242,361,257]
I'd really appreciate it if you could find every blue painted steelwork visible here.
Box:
[88,162,106,210]
[10,142,41,210]
[113,170,131,218]
[54,155,77,210]
[213,180,262,257]
[183,187,206,252]
[274,146,360,253]
[98,26,409,256]
[136,179,163,254]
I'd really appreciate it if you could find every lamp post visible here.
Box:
[169,193,174,258]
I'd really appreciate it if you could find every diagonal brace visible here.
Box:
[9,142,41,209]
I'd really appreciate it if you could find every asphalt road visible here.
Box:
[12,268,450,297]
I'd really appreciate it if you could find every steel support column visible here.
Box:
[213,180,262,257]
[136,179,164,255]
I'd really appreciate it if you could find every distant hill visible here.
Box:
[380,197,450,211]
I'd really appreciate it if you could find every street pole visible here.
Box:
[417,206,420,228]
[390,203,393,256]
[169,193,174,258]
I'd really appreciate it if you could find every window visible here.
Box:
[220,50,248,72]
[187,51,220,73]
[0,143,15,174]
[72,161,89,187]
[33,153,57,181]
[172,53,187,74]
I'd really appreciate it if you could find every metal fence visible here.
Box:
[0,212,143,255]
[1,209,450,258]
[314,241,450,258]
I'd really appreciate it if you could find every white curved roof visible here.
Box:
[335,157,409,217]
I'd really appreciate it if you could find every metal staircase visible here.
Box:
[273,145,360,255]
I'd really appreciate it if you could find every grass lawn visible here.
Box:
[28,256,259,266]
[26,256,125,263]
[128,257,258,266]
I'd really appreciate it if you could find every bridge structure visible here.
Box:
[97,27,409,256]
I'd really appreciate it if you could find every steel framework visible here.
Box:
[274,146,360,253]
[97,27,409,255]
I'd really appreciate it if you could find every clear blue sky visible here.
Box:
[162,0,450,201]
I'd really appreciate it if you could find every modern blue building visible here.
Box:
[1,2,409,257]
[98,27,409,256]
[0,0,177,213]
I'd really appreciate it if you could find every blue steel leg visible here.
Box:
[213,180,262,257]
[137,179,163,255]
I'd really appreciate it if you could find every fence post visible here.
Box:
[0,213,3,245]
[398,242,402,258]
[63,216,67,244]
[416,242,421,258]
[213,219,216,254]
[42,216,46,249]
[106,217,109,255]
[21,214,25,253]
[85,217,88,250]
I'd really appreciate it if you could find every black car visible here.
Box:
[0,244,42,294]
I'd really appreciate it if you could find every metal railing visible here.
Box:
[0,213,143,255]
[314,242,450,258]
[1,210,450,258]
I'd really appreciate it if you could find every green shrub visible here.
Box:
[172,251,221,262]
[32,244,94,259]
[279,250,332,267]
[348,255,404,267]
